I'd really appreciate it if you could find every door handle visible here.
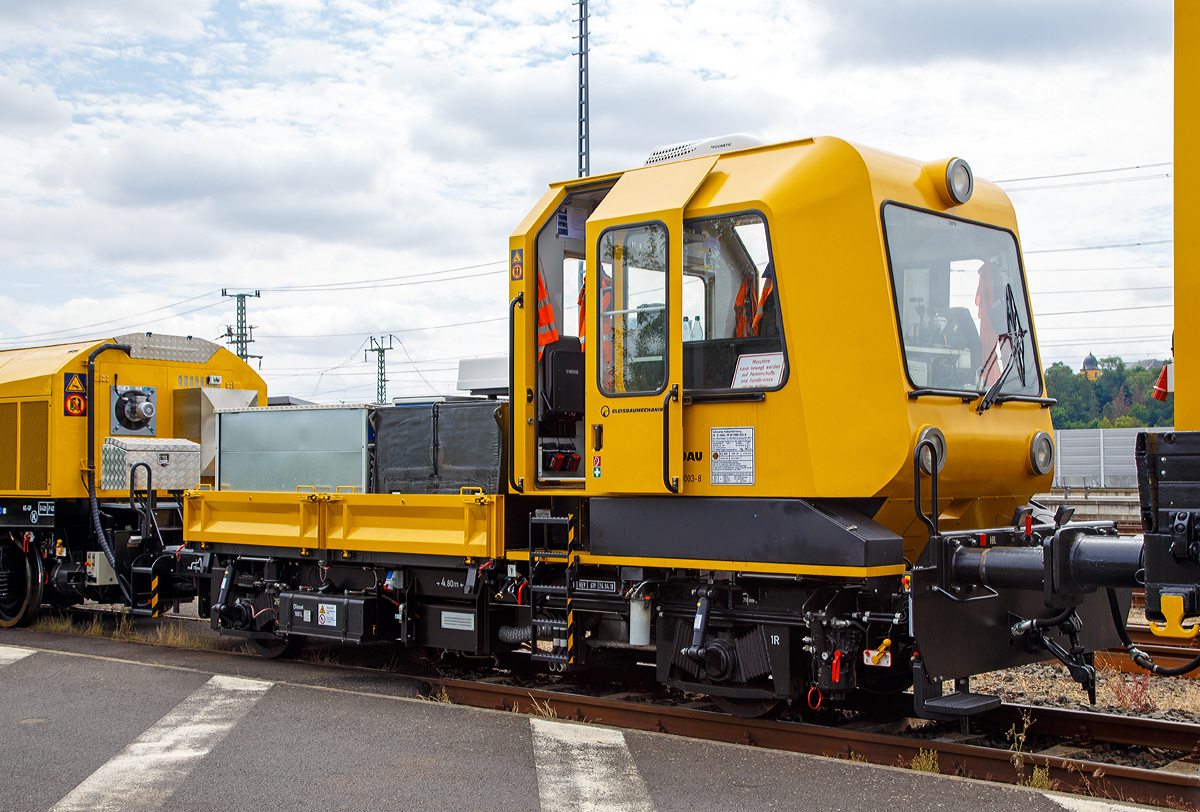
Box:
[508,292,524,493]
[662,384,679,494]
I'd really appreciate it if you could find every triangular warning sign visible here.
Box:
[64,373,86,393]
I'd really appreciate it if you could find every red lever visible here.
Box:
[1025,514,1033,537]
[831,650,842,683]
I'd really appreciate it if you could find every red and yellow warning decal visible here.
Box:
[63,373,87,417]
[510,248,524,281]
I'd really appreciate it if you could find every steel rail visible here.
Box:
[427,677,1200,808]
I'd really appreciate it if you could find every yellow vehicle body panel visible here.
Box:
[186,491,322,550]
[0,337,266,500]
[186,491,502,561]
[1179,1,1199,431]
[325,494,500,560]
[510,136,1053,556]
[583,156,717,494]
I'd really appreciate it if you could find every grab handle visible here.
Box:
[662,383,679,494]
[506,292,525,494]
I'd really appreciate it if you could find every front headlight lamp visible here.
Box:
[917,426,947,475]
[1028,431,1054,476]
[946,158,974,204]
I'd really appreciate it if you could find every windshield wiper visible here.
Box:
[977,284,1029,414]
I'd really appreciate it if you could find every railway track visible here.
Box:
[34,605,1200,807]
[430,676,1200,808]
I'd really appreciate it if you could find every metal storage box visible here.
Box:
[100,437,202,491]
[216,405,369,492]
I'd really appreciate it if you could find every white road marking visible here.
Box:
[51,674,272,812]
[1045,794,1149,812]
[0,645,35,667]
[531,717,655,812]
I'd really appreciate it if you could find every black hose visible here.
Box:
[87,342,133,604]
[1107,587,1200,676]
[1030,607,1074,629]
[498,625,533,643]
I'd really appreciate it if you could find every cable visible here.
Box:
[254,260,505,292]
[1107,588,1200,676]
[1030,285,1172,296]
[1025,240,1172,254]
[257,316,505,339]
[1003,173,1171,192]
[993,162,1172,183]
[1037,303,1172,317]
[260,268,503,295]
[0,299,228,351]
[0,289,222,342]
[1026,265,1172,273]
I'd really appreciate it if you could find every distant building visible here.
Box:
[1129,358,1163,370]
[1081,353,1100,381]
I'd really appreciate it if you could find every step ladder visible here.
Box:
[129,553,179,617]
[528,515,577,669]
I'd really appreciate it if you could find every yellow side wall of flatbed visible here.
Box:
[184,490,502,561]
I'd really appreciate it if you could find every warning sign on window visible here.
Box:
[710,427,754,486]
[731,353,784,389]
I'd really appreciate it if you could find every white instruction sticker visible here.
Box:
[711,427,755,486]
[441,611,476,632]
[731,353,784,389]
[318,603,337,627]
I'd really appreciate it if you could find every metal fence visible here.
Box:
[1052,427,1173,489]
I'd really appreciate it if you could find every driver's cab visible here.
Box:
[515,145,788,497]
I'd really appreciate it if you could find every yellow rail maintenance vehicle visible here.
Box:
[0,333,264,627]
[26,136,1190,720]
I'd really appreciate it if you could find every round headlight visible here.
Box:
[917,426,947,475]
[946,158,973,204]
[1029,431,1054,476]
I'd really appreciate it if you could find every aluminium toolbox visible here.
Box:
[100,437,201,491]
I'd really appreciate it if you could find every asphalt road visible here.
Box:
[0,628,1157,812]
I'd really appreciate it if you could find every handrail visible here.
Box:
[913,438,939,540]
[508,293,524,494]
[663,383,679,494]
[993,394,1057,408]
[907,388,981,403]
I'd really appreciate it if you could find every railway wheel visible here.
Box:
[711,695,789,719]
[249,635,304,659]
[0,539,43,628]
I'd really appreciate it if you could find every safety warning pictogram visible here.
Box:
[510,248,524,281]
[63,373,87,416]
[64,393,86,417]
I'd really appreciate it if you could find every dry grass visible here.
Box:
[26,609,252,653]
[423,685,453,704]
[30,614,76,634]
[909,749,940,773]
[528,695,559,718]
[144,622,218,650]
[299,647,342,666]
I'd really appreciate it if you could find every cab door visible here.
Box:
[584,156,717,495]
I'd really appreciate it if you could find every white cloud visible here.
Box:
[0,0,1175,399]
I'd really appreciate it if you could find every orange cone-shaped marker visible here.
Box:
[1153,364,1170,402]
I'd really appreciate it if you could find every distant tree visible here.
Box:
[1044,356,1173,429]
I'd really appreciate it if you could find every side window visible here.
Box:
[598,224,668,394]
[681,213,786,391]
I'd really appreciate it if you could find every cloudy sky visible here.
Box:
[0,0,1174,401]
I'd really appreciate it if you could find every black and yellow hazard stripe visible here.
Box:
[566,519,576,665]
[150,575,162,617]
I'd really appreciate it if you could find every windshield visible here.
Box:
[882,204,1040,396]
